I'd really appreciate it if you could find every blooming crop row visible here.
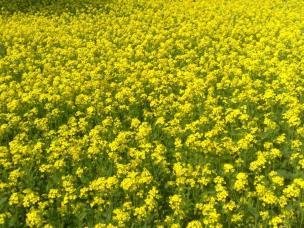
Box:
[0,0,304,227]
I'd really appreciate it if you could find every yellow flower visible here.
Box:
[231,213,243,223]
[269,171,284,187]
[283,183,300,198]
[26,209,43,227]
[113,208,129,226]
[76,167,84,177]
[48,189,61,199]
[223,200,237,212]
[23,190,40,208]
[259,211,269,221]
[134,206,147,220]
[131,118,141,129]
[169,194,183,211]
[186,220,202,228]
[9,192,20,206]
[269,216,284,227]
[233,173,248,192]
[275,134,286,144]
[223,163,235,174]
[0,213,10,225]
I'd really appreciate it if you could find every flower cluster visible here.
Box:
[0,0,304,227]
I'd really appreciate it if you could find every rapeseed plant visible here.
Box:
[0,0,304,226]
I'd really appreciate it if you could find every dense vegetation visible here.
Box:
[0,0,304,227]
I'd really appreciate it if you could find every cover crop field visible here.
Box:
[0,0,304,227]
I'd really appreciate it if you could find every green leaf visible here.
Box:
[0,42,6,57]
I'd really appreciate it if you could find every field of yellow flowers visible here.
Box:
[0,0,304,227]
